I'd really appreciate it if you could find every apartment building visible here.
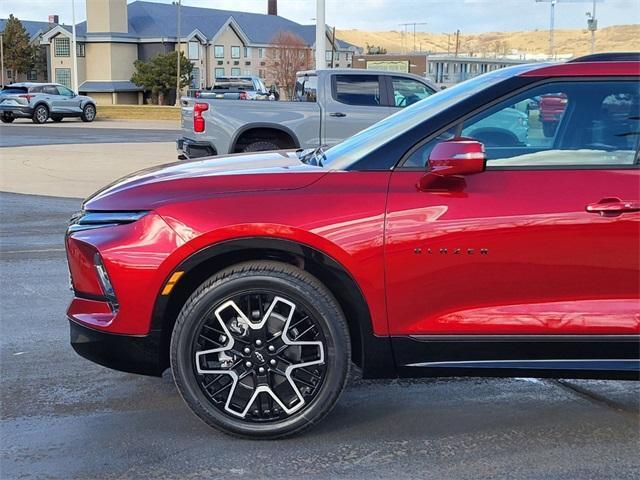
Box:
[1,0,360,104]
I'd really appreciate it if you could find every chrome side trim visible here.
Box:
[409,335,640,342]
[406,359,640,370]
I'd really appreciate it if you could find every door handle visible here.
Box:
[329,112,346,117]
[586,197,640,216]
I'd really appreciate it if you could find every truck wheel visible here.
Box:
[32,104,49,124]
[1,113,15,123]
[170,260,350,439]
[242,140,280,153]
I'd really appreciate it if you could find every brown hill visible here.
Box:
[337,24,639,58]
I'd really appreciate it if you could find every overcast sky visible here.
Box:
[2,0,639,33]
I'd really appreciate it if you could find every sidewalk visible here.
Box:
[0,142,177,198]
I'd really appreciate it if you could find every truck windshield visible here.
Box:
[321,64,542,170]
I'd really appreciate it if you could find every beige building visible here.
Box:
[4,0,360,104]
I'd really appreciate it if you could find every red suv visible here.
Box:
[66,54,640,438]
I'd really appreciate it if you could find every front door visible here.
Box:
[385,79,640,338]
[322,74,396,146]
[53,85,82,114]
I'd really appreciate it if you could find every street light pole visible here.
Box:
[71,0,79,92]
[175,0,182,106]
[315,0,326,70]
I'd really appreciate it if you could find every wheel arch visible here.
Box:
[151,237,395,378]
[230,124,301,153]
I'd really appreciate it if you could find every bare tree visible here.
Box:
[267,31,312,100]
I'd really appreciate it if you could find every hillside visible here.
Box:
[336,24,639,58]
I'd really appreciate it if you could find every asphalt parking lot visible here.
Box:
[0,121,180,147]
[1,124,639,479]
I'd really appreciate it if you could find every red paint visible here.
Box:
[66,61,640,344]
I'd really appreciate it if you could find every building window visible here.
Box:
[335,52,340,61]
[76,42,85,57]
[258,48,265,59]
[231,46,240,59]
[188,41,199,60]
[214,45,224,58]
[244,46,251,58]
[231,67,241,76]
[214,67,225,78]
[325,50,332,61]
[6,69,12,79]
[191,67,200,88]
[54,37,70,57]
[55,68,72,88]
[27,69,37,81]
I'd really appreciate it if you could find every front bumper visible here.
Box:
[69,319,165,376]
[0,105,32,118]
[177,137,216,160]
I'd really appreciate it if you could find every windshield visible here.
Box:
[322,63,543,169]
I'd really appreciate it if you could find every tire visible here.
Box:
[81,103,96,122]
[542,121,557,138]
[0,114,14,123]
[170,261,350,439]
[32,104,49,124]
[241,140,280,153]
[51,114,63,122]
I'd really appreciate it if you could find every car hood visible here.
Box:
[84,150,327,211]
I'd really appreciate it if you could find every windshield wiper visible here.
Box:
[296,145,326,167]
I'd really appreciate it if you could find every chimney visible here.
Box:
[268,0,277,16]
[48,15,59,24]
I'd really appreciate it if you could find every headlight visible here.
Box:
[68,211,149,233]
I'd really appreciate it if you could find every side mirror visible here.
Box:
[427,139,486,176]
[419,139,486,191]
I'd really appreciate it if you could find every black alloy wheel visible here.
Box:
[171,261,350,439]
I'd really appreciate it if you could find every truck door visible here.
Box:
[322,74,396,146]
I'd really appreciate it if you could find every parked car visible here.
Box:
[177,69,437,158]
[66,53,639,439]
[0,83,97,124]
[539,92,568,137]
[189,76,275,101]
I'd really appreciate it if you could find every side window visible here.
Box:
[295,76,318,102]
[391,77,434,108]
[44,85,59,96]
[57,86,75,96]
[459,81,639,167]
[334,75,380,106]
[402,81,639,169]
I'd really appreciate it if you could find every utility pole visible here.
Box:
[330,26,336,67]
[399,22,427,53]
[315,0,326,70]
[71,0,79,92]
[175,0,182,106]
[454,29,460,57]
[587,0,598,53]
[0,34,4,87]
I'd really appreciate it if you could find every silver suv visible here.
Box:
[0,83,97,124]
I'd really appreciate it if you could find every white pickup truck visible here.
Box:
[177,69,437,159]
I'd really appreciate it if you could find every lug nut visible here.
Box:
[219,335,227,342]
[258,367,265,374]
[245,361,252,368]
[243,347,251,354]
[255,339,262,346]
[268,345,275,352]
[270,359,276,366]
